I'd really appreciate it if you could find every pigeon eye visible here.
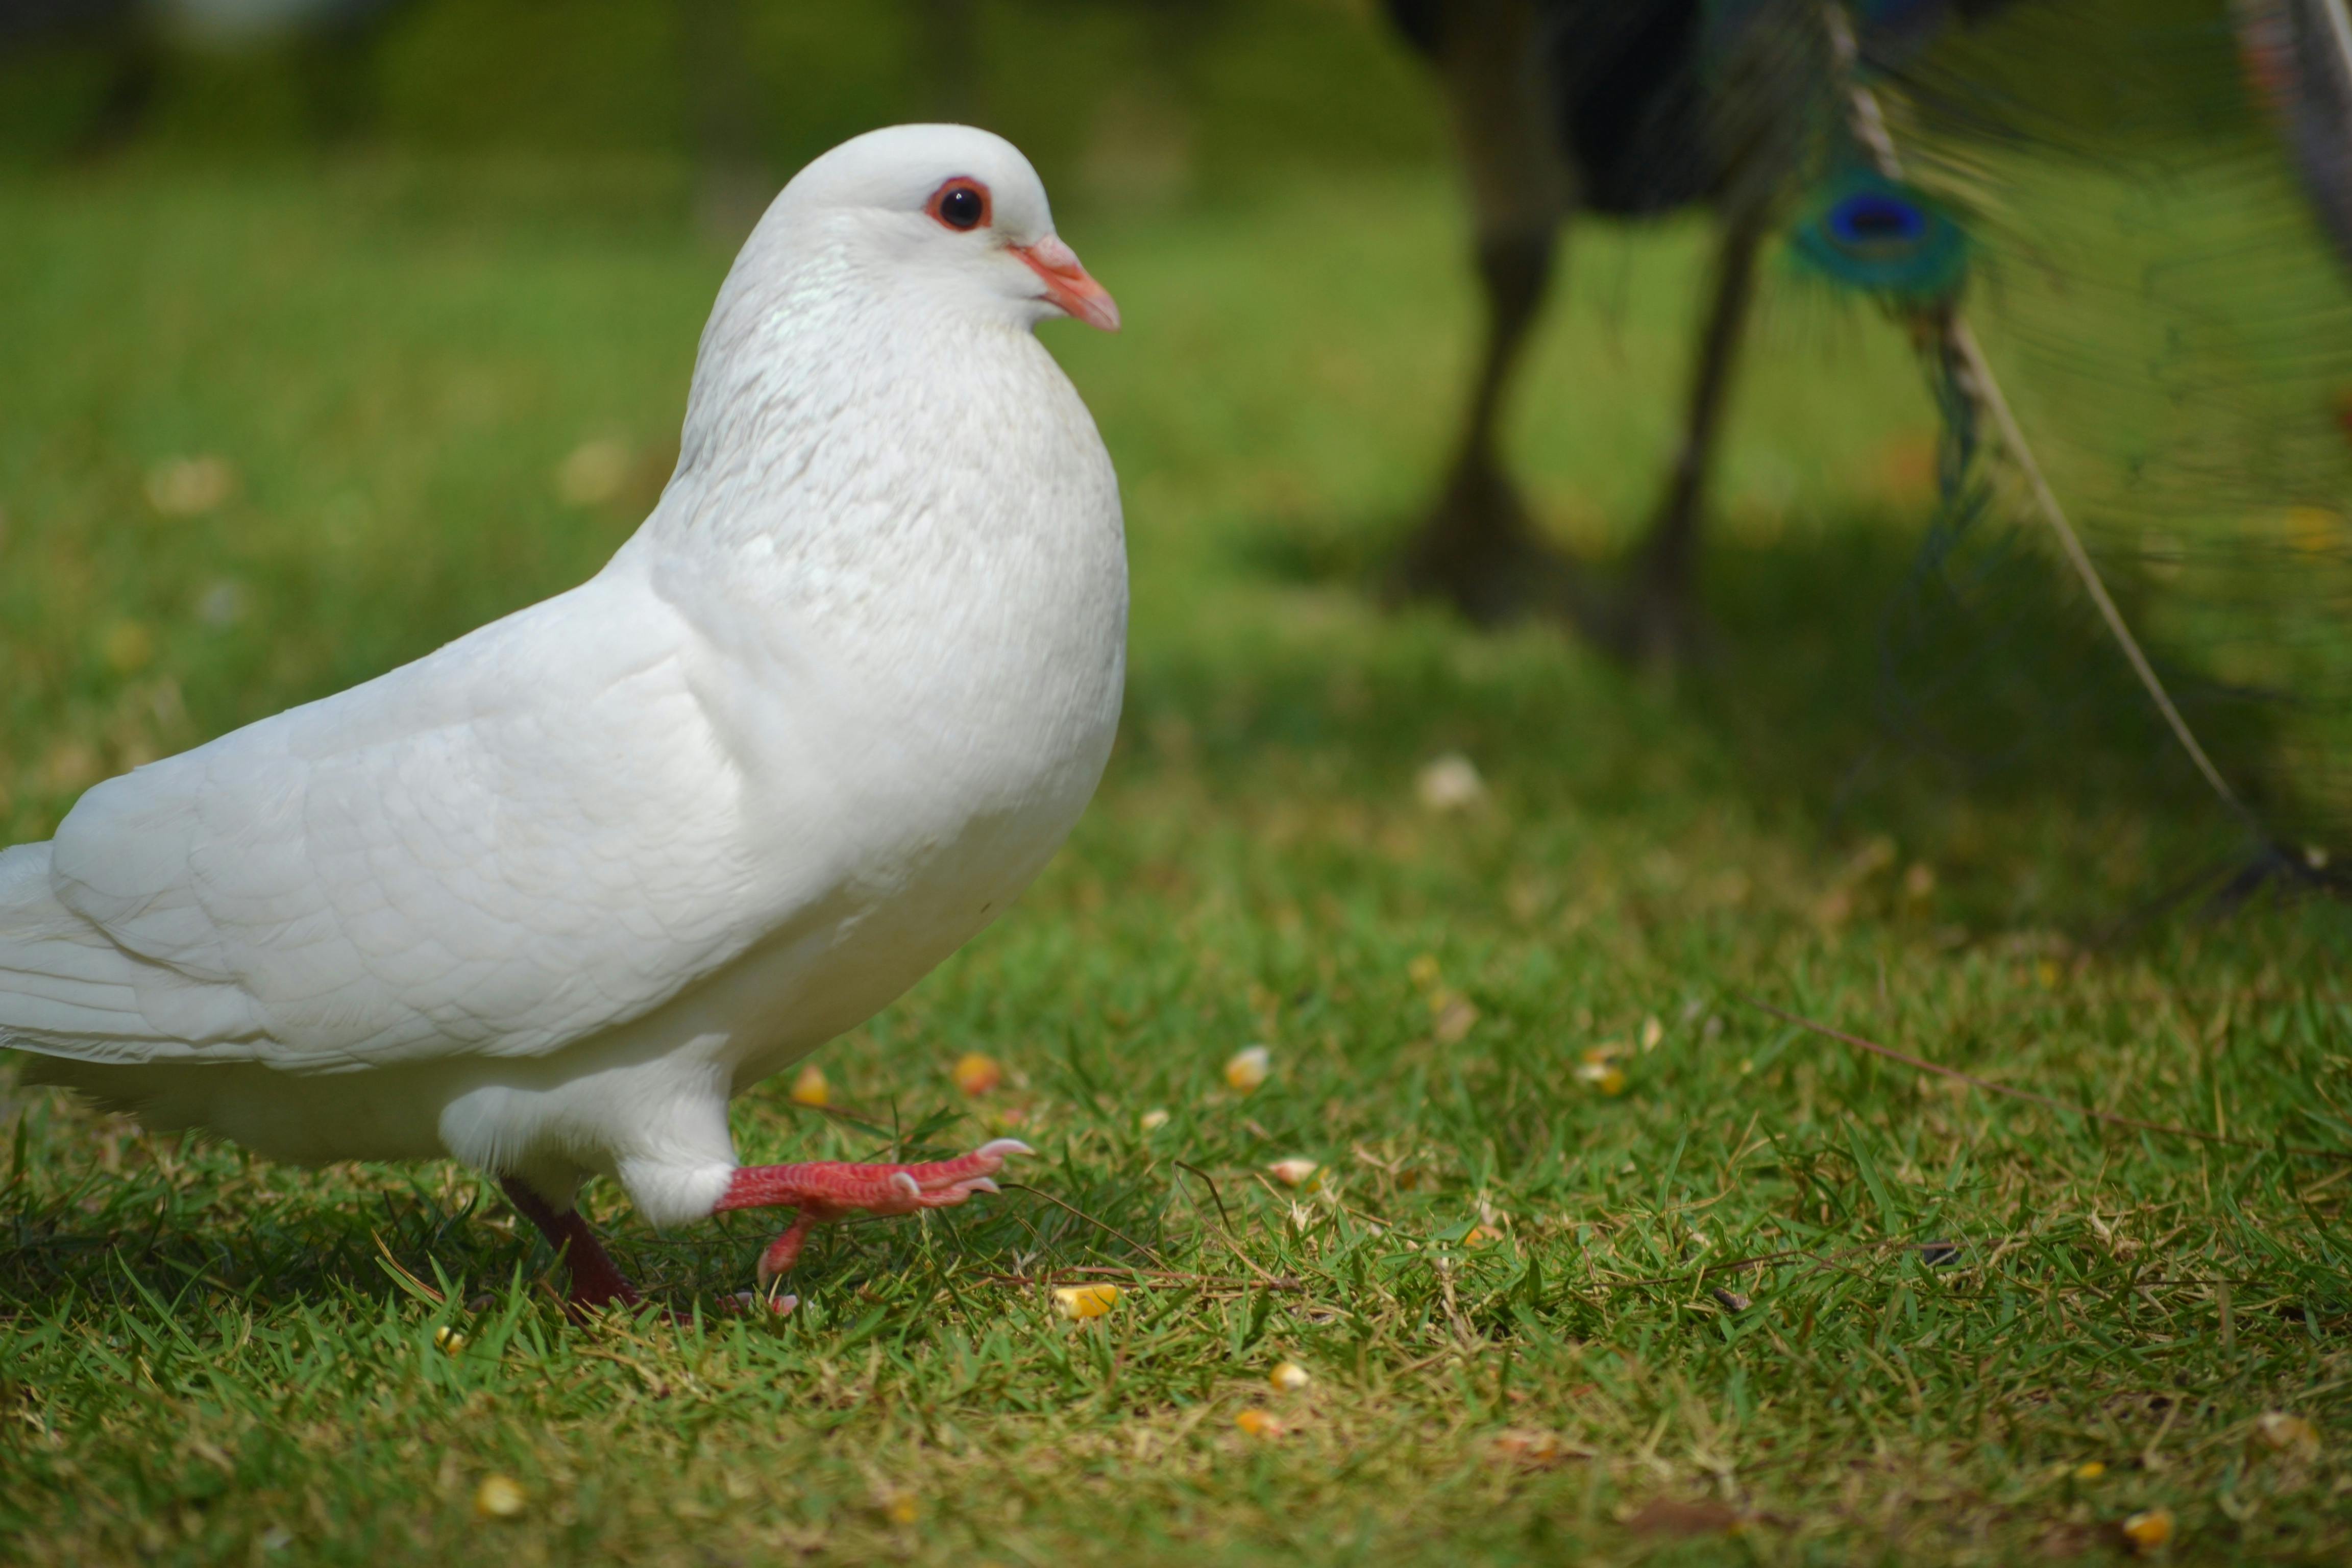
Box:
[927,178,990,232]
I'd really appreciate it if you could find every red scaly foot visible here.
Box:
[712,1138,1030,1286]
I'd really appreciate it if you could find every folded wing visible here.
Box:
[3,575,794,1072]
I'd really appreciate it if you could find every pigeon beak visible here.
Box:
[1015,235,1121,332]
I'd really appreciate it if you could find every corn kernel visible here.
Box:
[473,1476,526,1521]
[1432,996,1479,1043]
[2287,504,2341,554]
[1416,752,1485,813]
[1487,1429,1578,1468]
[2253,1411,2320,1457]
[100,620,156,675]
[2073,1461,2105,1481]
[2121,1507,2172,1553]
[144,455,235,517]
[433,1326,469,1355]
[789,1064,828,1107]
[1225,1045,1271,1093]
[950,1052,1002,1095]
[1234,1408,1286,1438]
[1575,1061,1627,1095]
[1052,1284,1121,1320]
[1267,1158,1318,1188]
[1269,1362,1311,1391]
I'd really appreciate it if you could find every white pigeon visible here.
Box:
[0,124,1126,1312]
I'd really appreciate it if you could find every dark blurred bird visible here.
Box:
[1383,0,2007,658]
[1390,0,2352,887]
[0,0,408,155]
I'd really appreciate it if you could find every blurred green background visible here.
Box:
[8,9,2352,1565]
[0,1,1439,192]
[2,0,2264,915]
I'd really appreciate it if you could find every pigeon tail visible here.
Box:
[0,842,261,1065]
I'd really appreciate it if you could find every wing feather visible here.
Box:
[7,572,804,1070]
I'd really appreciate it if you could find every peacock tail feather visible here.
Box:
[1786,164,1972,303]
[1836,0,2352,884]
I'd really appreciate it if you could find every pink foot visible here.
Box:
[712,1138,1029,1285]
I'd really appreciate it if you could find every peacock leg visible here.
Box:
[1616,209,1767,664]
[1394,0,1582,626]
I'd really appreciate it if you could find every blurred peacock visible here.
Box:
[1390,0,2352,897]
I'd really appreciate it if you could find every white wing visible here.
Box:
[3,571,803,1071]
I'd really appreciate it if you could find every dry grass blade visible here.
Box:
[1739,995,2350,1159]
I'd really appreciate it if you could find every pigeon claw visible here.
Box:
[717,1138,1029,1287]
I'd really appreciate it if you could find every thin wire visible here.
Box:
[1944,316,2252,819]
[1823,2,2256,827]
[2321,0,2352,87]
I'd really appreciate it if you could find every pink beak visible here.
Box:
[1015,235,1121,332]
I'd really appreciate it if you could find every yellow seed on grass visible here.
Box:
[950,1052,1002,1095]
[1052,1284,1121,1320]
[884,1493,919,1526]
[1225,1045,1271,1093]
[433,1326,469,1355]
[2253,1411,2320,1457]
[2286,504,2342,554]
[1415,752,1485,813]
[1487,1428,1571,1469]
[144,454,236,517]
[1139,1108,1170,1132]
[100,619,156,675]
[1268,1158,1319,1188]
[2073,1461,2105,1481]
[1234,1408,1286,1438]
[2121,1507,2173,1553]
[1575,1061,1628,1096]
[1269,1361,1311,1391]
[789,1064,828,1107]
[473,1476,526,1521]
[554,438,630,507]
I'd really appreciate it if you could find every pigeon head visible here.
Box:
[771,124,1119,334]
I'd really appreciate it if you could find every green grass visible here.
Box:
[3,154,2350,1566]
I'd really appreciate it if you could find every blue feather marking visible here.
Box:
[1789,168,1969,302]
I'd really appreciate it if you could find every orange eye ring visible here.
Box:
[926,177,992,232]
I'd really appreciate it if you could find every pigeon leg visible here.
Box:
[499,1175,644,1314]
[713,1137,1029,1287]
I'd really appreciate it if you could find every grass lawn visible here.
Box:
[3,153,2349,1566]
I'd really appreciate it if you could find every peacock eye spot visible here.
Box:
[929,179,990,232]
[1832,192,1926,246]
